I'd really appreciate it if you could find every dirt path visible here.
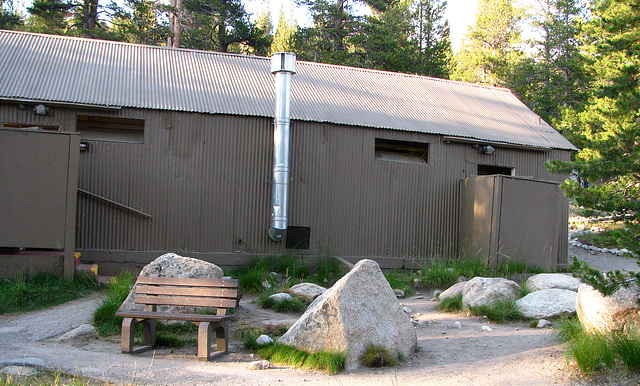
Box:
[1,247,637,385]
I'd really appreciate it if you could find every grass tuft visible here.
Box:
[569,332,615,374]
[611,330,640,373]
[257,293,309,313]
[360,344,397,367]
[93,271,136,336]
[257,343,345,375]
[436,293,463,312]
[468,299,524,323]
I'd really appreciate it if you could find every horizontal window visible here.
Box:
[375,138,429,164]
[77,115,144,143]
[478,164,514,176]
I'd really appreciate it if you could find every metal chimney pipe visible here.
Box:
[269,52,296,241]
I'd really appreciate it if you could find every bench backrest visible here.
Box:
[134,276,240,316]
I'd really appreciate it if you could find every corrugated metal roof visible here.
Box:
[0,30,577,150]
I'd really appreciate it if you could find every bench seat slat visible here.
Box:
[136,285,238,298]
[134,295,238,308]
[115,311,232,322]
[136,276,238,288]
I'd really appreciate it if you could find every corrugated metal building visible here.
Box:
[0,30,576,275]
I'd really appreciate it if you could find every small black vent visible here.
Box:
[286,226,310,249]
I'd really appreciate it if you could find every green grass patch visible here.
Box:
[468,299,524,323]
[419,258,491,289]
[570,332,615,374]
[360,344,398,367]
[309,255,344,286]
[257,343,345,375]
[612,331,640,373]
[93,272,136,336]
[0,272,100,315]
[436,293,463,312]
[236,324,288,350]
[384,271,413,295]
[258,293,309,313]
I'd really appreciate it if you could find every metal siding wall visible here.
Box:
[0,102,574,264]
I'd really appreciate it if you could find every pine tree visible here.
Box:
[109,0,170,45]
[0,0,23,30]
[410,0,451,78]
[548,0,640,255]
[451,0,523,86]
[272,8,297,54]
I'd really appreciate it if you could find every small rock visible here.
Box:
[55,324,97,341]
[403,306,413,314]
[262,281,272,289]
[481,326,493,332]
[412,296,424,300]
[537,319,552,328]
[394,289,406,298]
[454,321,461,329]
[289,283,326,300]
[256,335,274,346]
[432,289,443,298]
[269,293,293,302]
[439,281,466,300]
[248,360,271,370]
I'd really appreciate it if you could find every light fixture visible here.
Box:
[473,144,496,155]
[34,104,49,116]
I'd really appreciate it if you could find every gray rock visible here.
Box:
[526,273,582,292]
[55,324,97,341]
[289,283,326,301]
[394,289,406,298]
[515,289,577,319]
[576,283,640,334]
[277,259,417,370]
[537,319,552,328]
[439,281,467,300]
[248,360,271,370]
[256,335,274,346]
[118,253,224,313]
[432,289,442,298]
[461,277,521,309]
[269,293,293,303]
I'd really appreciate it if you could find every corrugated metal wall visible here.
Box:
[0,102,571,270]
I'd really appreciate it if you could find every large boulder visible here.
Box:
[462,277,521,309]
[439,281,467,300]
[515,289,577,319]
[277,259,417,370]
[118,253,224,313]
[576,283,640,334]
[288,283,326,301]
[526,273,581,292]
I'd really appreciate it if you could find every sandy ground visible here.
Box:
[0,245,638,385]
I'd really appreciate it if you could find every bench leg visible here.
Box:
[121,317,156,354]
[121,318,136,353]
[197,320,229,361]
[142,319,156,347]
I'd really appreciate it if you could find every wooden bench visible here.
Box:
[115,276,240,361]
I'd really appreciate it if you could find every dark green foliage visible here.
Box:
[236,324,288,350]
[0,272,100,315]
[436,293,463,312]
[232,255,309,294]
[257,343,345,374]
[93,272,136,336]
[360,343,397,367]
[555,316,583,342]
[570,257,638,297]
[468,300,524,323]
